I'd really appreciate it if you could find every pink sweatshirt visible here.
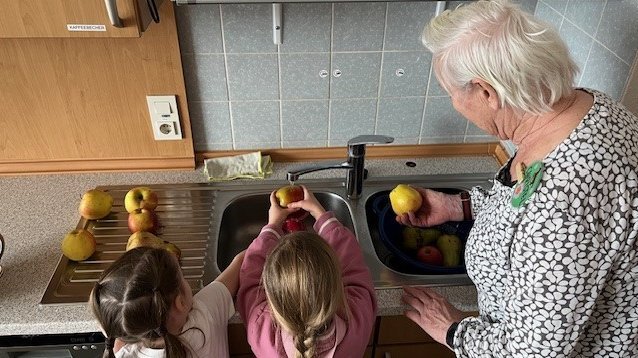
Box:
[237,211,377,358]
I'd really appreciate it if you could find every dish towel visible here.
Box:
[204,151,273,181]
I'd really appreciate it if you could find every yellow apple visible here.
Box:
[124,186,158,213]
[163,241,182,260]
[275,185,304,207]
[126,231,164,251]
[389,184,423,215]
[61,229,96,261]
[78,189,113,220]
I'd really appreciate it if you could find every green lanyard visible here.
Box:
[511,161,544,208]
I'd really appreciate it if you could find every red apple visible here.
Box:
[128,208,158,234]
[275,185,304,207]
[416,245,444,266]
[282,218,305,233]
[124,186,159,213]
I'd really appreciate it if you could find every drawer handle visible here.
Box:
[104,0,124,28]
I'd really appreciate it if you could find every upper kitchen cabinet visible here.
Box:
[0,0,164,38]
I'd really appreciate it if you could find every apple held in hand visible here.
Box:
[275,185,304,207]
[61,229,96,261]
[128,208,158,234]
[282,218,305,233]
[124,186,159,213]
[78,189,113,220]
[389,184,422,215]
[416,245,444,266]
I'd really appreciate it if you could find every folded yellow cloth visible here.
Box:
[204,151,273,181]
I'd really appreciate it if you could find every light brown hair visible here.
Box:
[262,232,349,358]
[89,247,189,358]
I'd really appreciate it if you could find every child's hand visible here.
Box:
[268,191,298,227]
[287,185,326,220]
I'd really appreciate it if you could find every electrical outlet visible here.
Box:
[146,95,182,140]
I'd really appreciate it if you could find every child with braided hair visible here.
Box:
[237,186,376,357]
[90,246,244,358]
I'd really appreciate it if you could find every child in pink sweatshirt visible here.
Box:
[237,185,377,358]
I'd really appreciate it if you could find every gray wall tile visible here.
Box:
[282,140,327,148]
[422,97,468,140]
[580,42,630,100]
[540,0,567,14]
[511,0,539,14]
[559,20,592,84]
[596,0,638,64]
[535,1,564,29]
[226,54,279,100]
[182,54,228,101]
[376,97,425,139]
[281,53,330,99]
[280,3,332,53]
[175,4,223,54]
[329,99,377,145]
[231,101,280,145]
[189,101,232,151]
[384,2,436,51]
[222,4,278,53]
[331,53,382,98]
[175,1,635,150]
[380,51,432,97]
[281,100,329,142]
[564,0,605,36]
[333,3,386,51]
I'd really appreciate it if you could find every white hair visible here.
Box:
[422,0,578,114]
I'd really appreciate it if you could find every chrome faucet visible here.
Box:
[286,135,394,199]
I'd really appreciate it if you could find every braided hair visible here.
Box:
[263,232,349,358]
[90,247,189,358]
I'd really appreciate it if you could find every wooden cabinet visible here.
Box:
[374,315,456,358]
[0,0,163,38]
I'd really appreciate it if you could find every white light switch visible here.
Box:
[146,95,182,140]
[154,101,172,115]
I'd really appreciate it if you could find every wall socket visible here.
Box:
[146,95,182,140]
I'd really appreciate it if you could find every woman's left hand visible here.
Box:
[402,286,468,349]
[268,191,298,227]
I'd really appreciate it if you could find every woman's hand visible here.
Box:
[396,188,461,227]
[287,185,326,220]
[402,286,468,349]
[268,191,298,227]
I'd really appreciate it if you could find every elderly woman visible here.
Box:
[399,0,638,357]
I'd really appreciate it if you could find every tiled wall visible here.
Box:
[535,0,638,101]
[175,0,635,152]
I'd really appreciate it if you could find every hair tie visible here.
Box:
[105,337,116,349]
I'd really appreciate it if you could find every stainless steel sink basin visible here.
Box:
[216,191,355,271]
[41,173,494,305]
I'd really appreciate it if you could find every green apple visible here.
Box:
[78,189,113,220]
[124,186,158,213]
[61,229,96,261]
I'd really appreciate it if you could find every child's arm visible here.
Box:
[214,250,246,297]
[236,191,295,324]
[314,212,377,343]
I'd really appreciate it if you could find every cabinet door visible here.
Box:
[374,343,456,358]
[0,0,142,38]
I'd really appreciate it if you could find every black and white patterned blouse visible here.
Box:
[454,89,638,357]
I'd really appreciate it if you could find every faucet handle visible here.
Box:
[347,135,394,147]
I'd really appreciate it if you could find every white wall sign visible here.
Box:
[67,24,107,32]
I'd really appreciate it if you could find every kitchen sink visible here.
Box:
[215,191,355,271]
[41,173,494,305]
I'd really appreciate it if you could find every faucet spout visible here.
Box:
[286,161,352,183]
[286,134,394,199]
